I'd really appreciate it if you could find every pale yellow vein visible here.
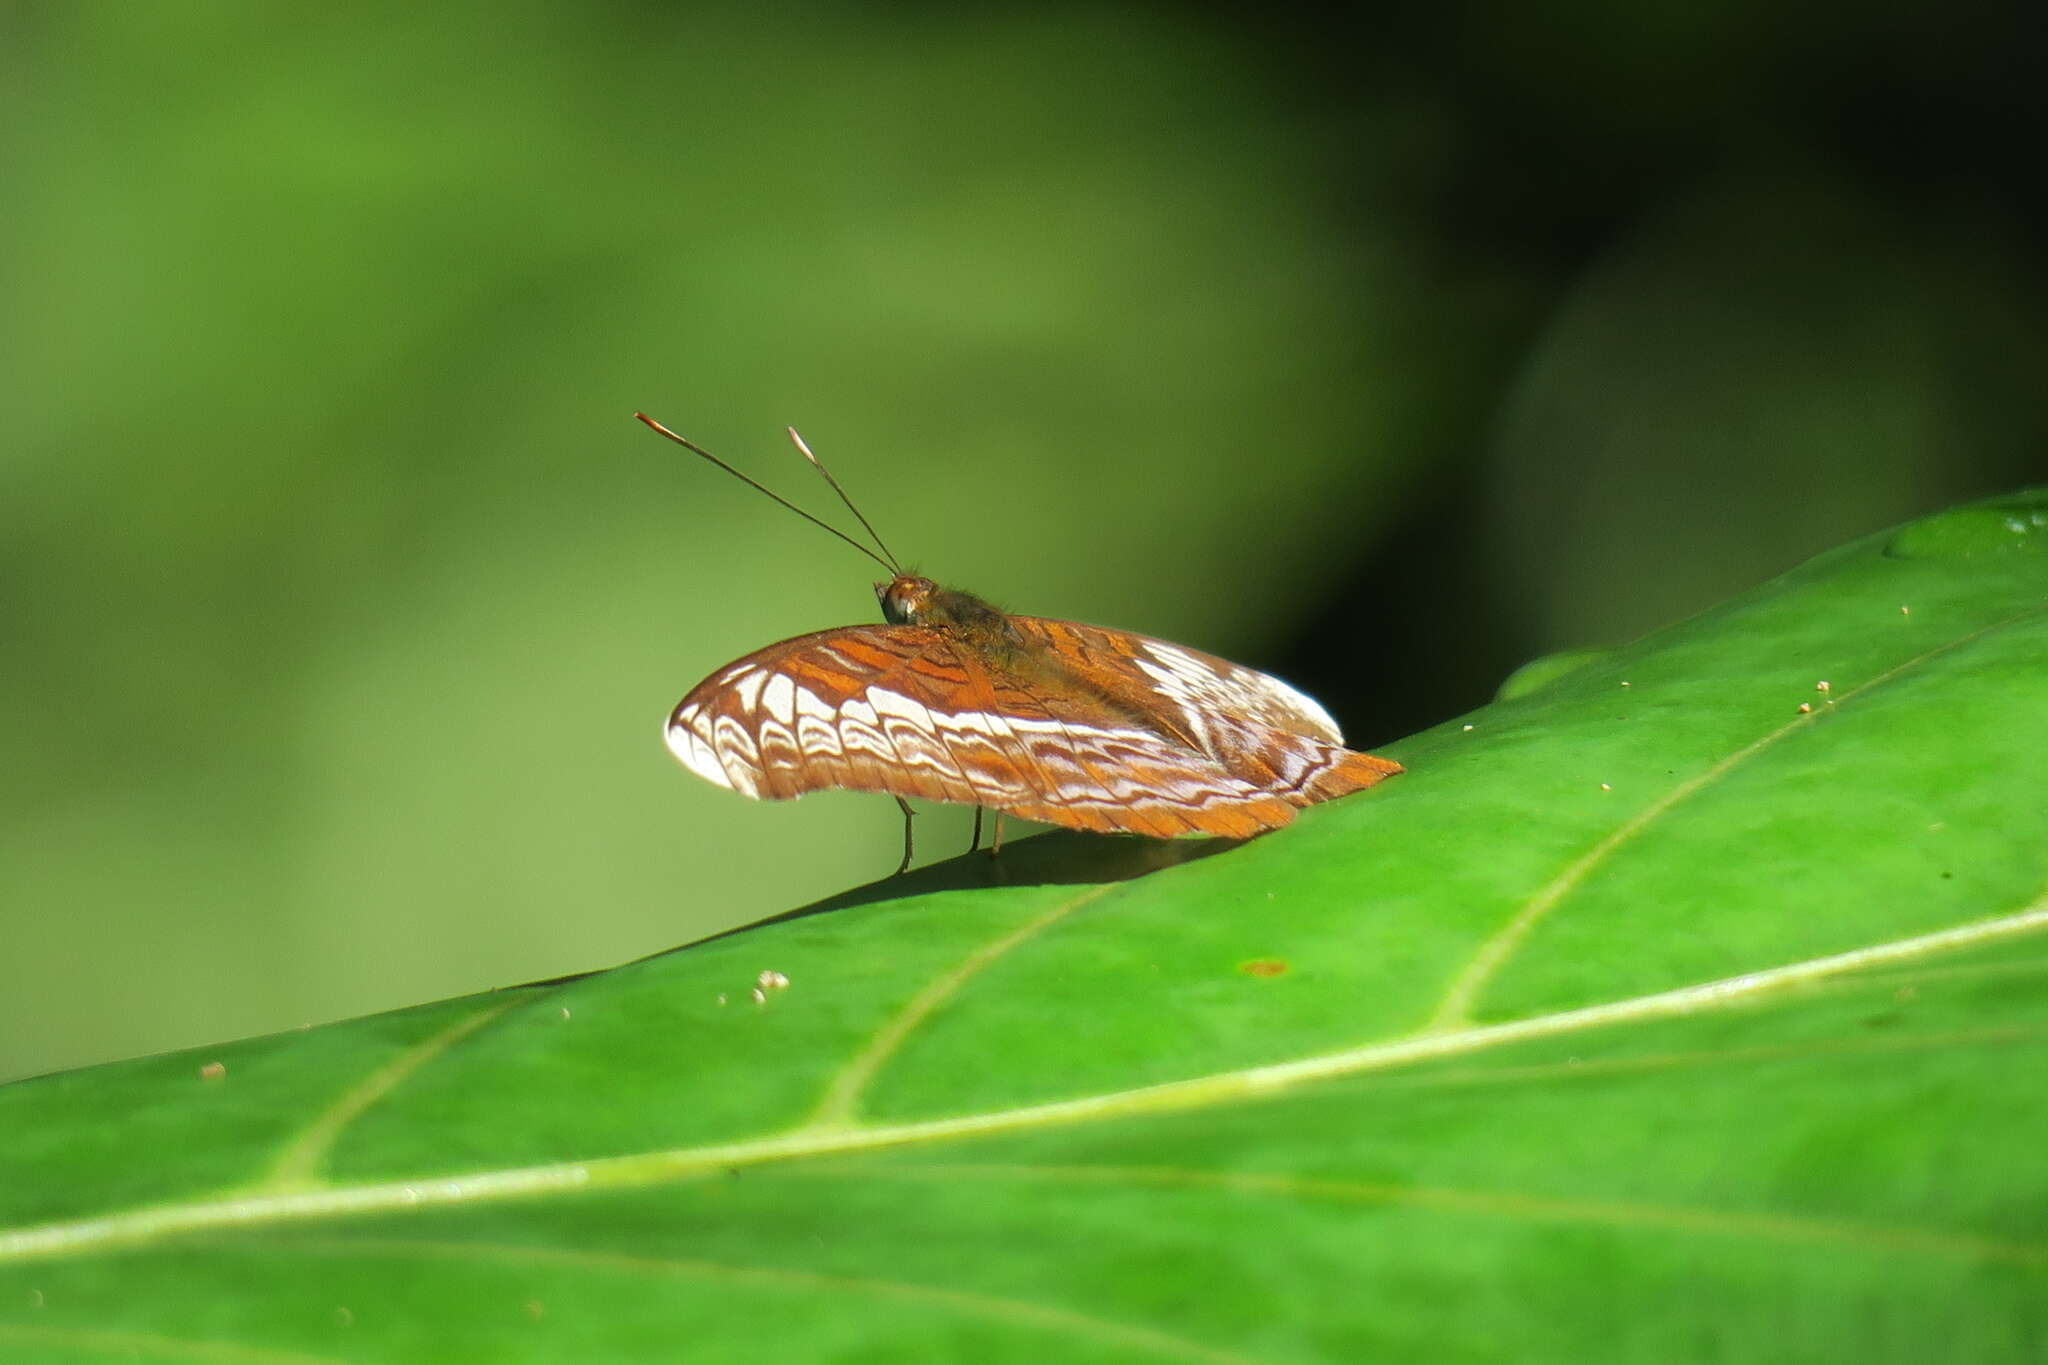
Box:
[823,1163,2048,1271]
[1316,1022,2042,1099]
[1850,954,2048,988]
[4,892,2039,1265]
[269,1237,1271,1365]
[1423,602,2048,1032]
[0,1323,356,1365]
[803,882,1122,1130]
[260,998,523,1191]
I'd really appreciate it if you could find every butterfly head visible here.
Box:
[876,574,1012,640]
[877,574,938,625]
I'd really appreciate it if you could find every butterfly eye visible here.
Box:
[877,581,911,625]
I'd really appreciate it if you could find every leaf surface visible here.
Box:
[3,492,2046,1363]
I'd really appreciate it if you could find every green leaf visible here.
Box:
[4,492,2046,1363]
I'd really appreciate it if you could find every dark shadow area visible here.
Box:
[635,827,1239,962]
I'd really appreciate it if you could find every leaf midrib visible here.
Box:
[4,896,2042,1265]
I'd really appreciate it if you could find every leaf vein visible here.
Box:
[263,1236,1274,1365]
[259,997,525,1191]
[1423,601,2048,1031]
[0,1322,360,1365]
[802,883,1121,1130]
[815,1163,2048,1270]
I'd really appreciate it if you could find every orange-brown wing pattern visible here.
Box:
[665,626,1303,837]
[1009,617,1403,807]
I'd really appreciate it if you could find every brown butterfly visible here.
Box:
[639,414,1401,869]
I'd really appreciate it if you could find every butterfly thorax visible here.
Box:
[875,573,1208,752]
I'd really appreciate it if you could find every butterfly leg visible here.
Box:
[969,806,985,854]
[991,812,1006,857]
[893,797,916,875]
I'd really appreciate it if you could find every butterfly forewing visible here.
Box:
[666,625,1306,837]
[667,612,1397,838]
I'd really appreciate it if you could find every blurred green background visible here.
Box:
[3,2,2043,1083]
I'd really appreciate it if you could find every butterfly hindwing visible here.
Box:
[1008,617,1403,805]
[665,625,1305,837]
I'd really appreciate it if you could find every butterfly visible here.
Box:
[638,414,1401,868]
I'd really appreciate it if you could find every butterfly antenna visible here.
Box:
[634,413,897,575]
[785,427,902,575]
